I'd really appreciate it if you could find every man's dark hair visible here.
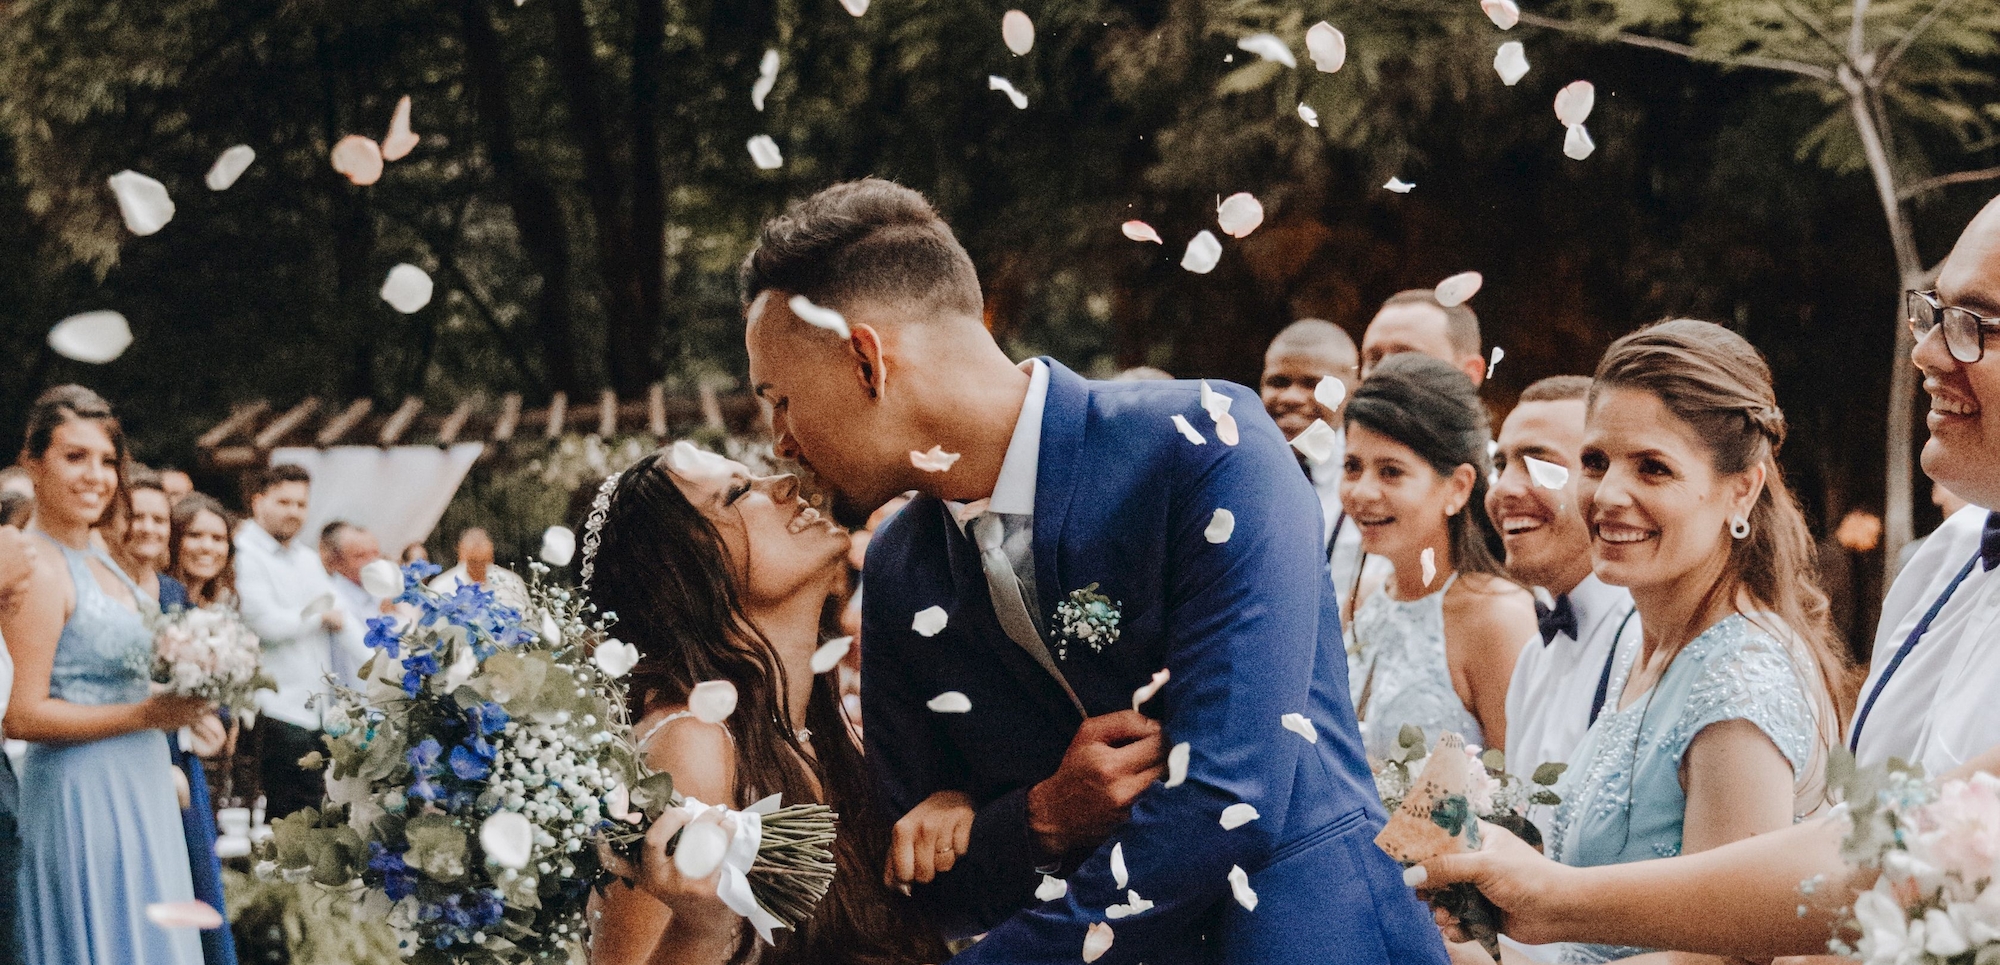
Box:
[739,178,983,319]
[1381,289,1482,361]
[320,520,356,553]
[246,463,311,501]
[1518,375,1594,405]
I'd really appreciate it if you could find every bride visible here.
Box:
[583,442,951,965]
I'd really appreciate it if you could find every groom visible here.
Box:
[743,179,1445,964]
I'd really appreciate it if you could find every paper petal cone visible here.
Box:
[1374,731,1474,864]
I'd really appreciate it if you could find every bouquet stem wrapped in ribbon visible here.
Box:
[261,561,837,964]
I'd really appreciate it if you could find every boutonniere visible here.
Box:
[1054,583,1122,661]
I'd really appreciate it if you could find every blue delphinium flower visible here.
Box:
[365,615,402,657]
[367,842,417,901]
[401,650,441,697]
[468,700,510,736]
[448,743,491,781]
[408,738,443,802]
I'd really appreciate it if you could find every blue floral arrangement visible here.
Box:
[261,560,836,964]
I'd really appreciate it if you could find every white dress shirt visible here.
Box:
[428,563,531,614]
[947,359,1048,604]
[1505,574,1639,822]
[236,522,370,730]
[1853,504,1999,773]
[329,574,380,689]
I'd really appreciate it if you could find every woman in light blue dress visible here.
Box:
[1,386,209,965]
[1542,322,1848,964]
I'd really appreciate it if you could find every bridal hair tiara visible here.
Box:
[577,470,623,592]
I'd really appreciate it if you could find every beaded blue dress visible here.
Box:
[17,536,202,965]
[1546,613,1821,964]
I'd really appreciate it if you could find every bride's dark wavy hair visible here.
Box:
[582,453,945,965]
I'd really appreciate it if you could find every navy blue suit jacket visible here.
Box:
[861,360,1447,964]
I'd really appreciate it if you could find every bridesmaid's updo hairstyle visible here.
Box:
[1590,320,1851,724]
[1344,353,1506,580]
[21,384,127,527]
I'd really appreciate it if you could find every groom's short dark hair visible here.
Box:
[739,178,984,319]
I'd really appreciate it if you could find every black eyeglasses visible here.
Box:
[1907,289,2000,364]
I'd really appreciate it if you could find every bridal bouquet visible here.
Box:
[1374,729,1564,962]
[1831,758,2000,964]
[152,604,274,716]
[262,560,837,964]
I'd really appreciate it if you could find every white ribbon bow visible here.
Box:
[676,795,786,944]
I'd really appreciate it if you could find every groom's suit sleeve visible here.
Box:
[951,385,1330,963]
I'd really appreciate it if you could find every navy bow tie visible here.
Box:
[1984,511,2000,572]
[1535,593,1579,646]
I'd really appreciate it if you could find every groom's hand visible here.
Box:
[1027,710,1166,857]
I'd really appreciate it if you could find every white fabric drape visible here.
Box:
[270,444,484,555]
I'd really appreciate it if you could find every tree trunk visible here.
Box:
[628,0,668,391]
[460,0,580,395]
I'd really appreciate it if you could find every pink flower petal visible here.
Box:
[382,95,419,161]
[1122,220,1163,244]
[147,901,223,930]
[331,135,384,186]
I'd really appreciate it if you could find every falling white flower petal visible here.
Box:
[1035,874,1068,901]
[47,311,133,364]
[148,901,224,930]
[605,783,637,823]
[1314,377,1345,412]
[747,134,784,170]
[811,637,853,674]
[1204,509,1235,545]
[205,146,256,192]
[910,445,961,473]
[594,639,640,679]
[1421,547,1438,587]
[1122,220,1163,244]
[838,0,868,15]
[1298,103,1320,127]
[1132,668,1171,712]
[988,75,1029,110]
[1002,10,1035,56]
[1525,456,1571,490]
[912,606,949,637]
[926,691,972,713]
[1220,803,1260,830]
[380,263,434,314]
[1384,177,1416,194]
[1305,22,1346,73]
[1403,864,1430,887]
[1564,123,1596,160]
[1494,42,1530,86]
[1555,81,1596,127]
[331,135,385,186]
[1083,922,1115,962]
[1237,33,1296,69]
[1111,842,1130,888]
[1228,865,1259,910]
[674,816,731,879]
[1199,379,1233,419]
[689,679,739,724]
[479,811,534,871]
[1281,713,1320,743]
[1105,889,1155,919]
[1213,411,1240,446]
[752,49,780,111]
[1434,271,1484,308]
[382,96,419,161]
[1165,742,1190,787]
[1482,0,1521,30]
[108,171,174,236]
[1181,230,1222,274]
[1486,346,1506,380]
[1216,193,1265,239]
[783,293,851,340]
[540,526,577,567]
[1170,414,1207,445]
[1290,419,1338,465]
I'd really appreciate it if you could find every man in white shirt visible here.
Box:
[1359,290,1488,386]
[1260,319,1369,606]
[320,520,383,689]
[428,527,529,613]
[1486,376,1639,824]
[235,464,367,818]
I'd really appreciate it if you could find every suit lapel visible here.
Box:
[1033,358,1090,628]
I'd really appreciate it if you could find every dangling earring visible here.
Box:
[1730,515,1750,540]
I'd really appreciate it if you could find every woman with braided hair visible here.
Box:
[580,441,951,965]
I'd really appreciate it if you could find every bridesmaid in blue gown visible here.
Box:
[1,386,210,965]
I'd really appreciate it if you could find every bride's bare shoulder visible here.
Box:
[634,706,736,803]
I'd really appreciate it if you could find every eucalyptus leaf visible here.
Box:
[1531,762,1568,786]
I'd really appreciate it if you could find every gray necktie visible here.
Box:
[973,513,1083,716]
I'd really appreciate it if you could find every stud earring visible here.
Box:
[1730,515,1750,540]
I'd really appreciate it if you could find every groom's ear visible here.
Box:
[849,324,889,401]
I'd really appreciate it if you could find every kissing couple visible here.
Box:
[584,179,1447,965]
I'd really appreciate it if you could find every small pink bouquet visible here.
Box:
[152,604,273,715]
[1832,761,2000,963]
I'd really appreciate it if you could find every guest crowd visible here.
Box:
[5,188,2000,965]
